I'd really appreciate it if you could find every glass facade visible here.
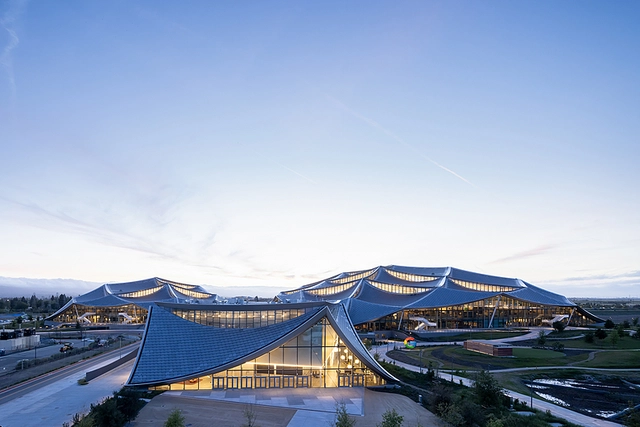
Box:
[357,296,593,331]
[170,307,309,328]
[151,318,385,391]
[51,303,147,324]
[368,280,433,295]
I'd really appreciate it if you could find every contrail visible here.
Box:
[245,146,317,184]
[326,94,475,187]
[0,0,28,100]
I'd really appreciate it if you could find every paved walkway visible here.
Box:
[165,387,363,426]
[133,387,444,427]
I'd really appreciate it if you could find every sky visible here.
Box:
[0,1,639,299]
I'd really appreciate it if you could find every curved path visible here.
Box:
[371,329,629,427]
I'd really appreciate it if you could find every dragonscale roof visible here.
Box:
[278,265,578,324]
[46,277,219,321]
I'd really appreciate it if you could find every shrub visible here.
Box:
[331,402,356,427]
[551,342,564,352]
[164,409,185,427]
[536,331,546,347]
[605,319,615,329]
[552,321,566,333]
[584,331,595,343]
[595,328,608,340]
[377,408,404,427]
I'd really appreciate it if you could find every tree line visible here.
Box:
[0,294,72,313]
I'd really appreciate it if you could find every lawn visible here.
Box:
[394,345,587,371]
[578,350,640,368]
[551,335,640,350]
[417,331,527,342]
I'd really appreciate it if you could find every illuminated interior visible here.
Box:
[151,318,385,390]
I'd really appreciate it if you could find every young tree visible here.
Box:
[595,328,608,340]
[242,404,259,427]
[473,370,504,407]
[164,409,185,427]
[332,402,356,427]
[377,408,404,427]
[609,329,620,347]
[537,330,547,347]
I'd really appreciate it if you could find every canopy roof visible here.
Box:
[278,265,584,324]
[126,301,397,386]
[46,277,219,321]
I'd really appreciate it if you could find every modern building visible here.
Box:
[277,265,603,331]
[46,265,603,390]
[45,278,219,326]
[125,301,397,390]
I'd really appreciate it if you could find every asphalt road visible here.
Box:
[0,342,139,405]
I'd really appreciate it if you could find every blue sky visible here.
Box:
[1,1,638,298]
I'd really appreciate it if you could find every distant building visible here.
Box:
[277,265,603,330]
[45,278,219,327]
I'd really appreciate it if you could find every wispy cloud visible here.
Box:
[0,0,27,101]
[325,94,475,187]
[489,244,557,264]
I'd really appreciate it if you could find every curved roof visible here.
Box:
[278,265,582,324]
[46,277,219,321]
[126,302,397,387]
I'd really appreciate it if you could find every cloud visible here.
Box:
[0,0,27,101]
[489,244,557,264]
[325,94,475,187]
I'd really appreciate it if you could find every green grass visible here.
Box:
[578,350,640,368]
[555,335,640,350]
[546,330,585,338]
[419,331,527,342]
[512,347,566,359]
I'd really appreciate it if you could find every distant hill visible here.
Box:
[0,277,100,298]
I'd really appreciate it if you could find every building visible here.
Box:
[45,278,219,327]
[45,265,603,391]
[277,265,603,331]
[125,301,396,390]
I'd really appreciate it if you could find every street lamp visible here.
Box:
[419,348,424,374]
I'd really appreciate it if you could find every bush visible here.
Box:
[605,319,615,329]
[552,321,566,332]
[536,331,547,346]
[164,409,185,427]
[331,402,356,427]
[551,342,564,352]
[584,330,595,343]
[595,328,608,340]
[377,408,404,427]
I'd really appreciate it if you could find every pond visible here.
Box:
[524,375,640,420]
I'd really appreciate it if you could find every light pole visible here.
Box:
[119,336,122,359]
[529,376,533,409]
[419,348,424,374]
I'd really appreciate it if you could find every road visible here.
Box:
[0,344,138,427]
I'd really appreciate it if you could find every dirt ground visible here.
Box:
[131,389,445,427]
